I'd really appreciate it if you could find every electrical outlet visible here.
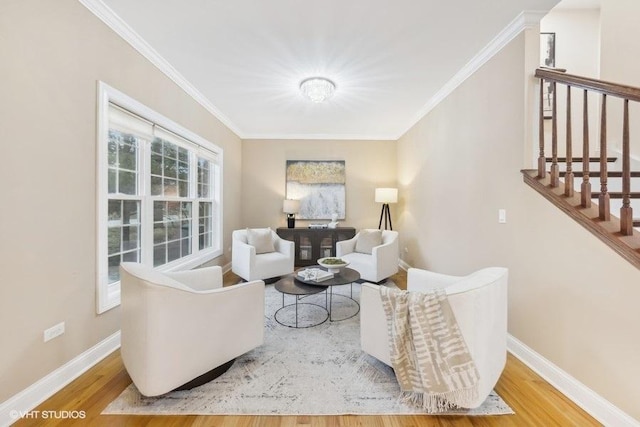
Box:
[44,322,65,342]
[498,209,507,224]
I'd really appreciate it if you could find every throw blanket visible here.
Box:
[379,286,479,412]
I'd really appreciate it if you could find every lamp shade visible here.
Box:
[375,188,398,204]
[283,199,301,214]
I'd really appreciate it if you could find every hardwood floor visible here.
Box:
[13,270,601,427]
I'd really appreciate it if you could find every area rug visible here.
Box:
[104,282,513,416]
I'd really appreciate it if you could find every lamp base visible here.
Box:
[378,204,393,230]
[287,216,295,228]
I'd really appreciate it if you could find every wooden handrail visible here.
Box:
[534,67,637,240]
[535,68,640,102]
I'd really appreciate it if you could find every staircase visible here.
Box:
[522,68,640,269]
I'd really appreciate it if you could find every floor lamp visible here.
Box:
[375,188,397,230]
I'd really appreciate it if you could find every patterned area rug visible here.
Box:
[104,282,513,416]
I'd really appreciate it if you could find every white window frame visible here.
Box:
[96,82,223,314]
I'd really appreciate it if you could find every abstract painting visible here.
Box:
[286,160,345,220]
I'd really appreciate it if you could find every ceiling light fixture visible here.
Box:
[299,77,336,103]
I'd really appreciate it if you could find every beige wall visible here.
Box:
[241,139,397,232]
[600,0,640,159]
[397,32,640,420]
[0,0,242,401]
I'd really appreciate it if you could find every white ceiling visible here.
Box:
[98,0,561,140]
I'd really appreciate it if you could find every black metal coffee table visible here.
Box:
[274,276,329,328]
[293,266,361,322]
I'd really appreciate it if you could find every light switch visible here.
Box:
[498,209,507,224]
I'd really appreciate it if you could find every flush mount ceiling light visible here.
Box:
[299,77,336,103]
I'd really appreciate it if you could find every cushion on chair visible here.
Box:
[247,227,275,254]
[355,229,382,254]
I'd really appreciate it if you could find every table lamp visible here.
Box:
[283,199,301,228]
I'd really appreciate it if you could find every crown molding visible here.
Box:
[78,0,244,138]
[241,133,398,141]
[397,10,547,140]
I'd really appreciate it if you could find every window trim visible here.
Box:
[96,82,223,314]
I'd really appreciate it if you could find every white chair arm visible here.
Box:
[407,267,462,292]
[273,233,294,258]
[336,234,357,257]
[232,239,256,281]
[360,283,392,366]
[165,266,223,291]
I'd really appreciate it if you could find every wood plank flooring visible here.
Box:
[13,270,601,426]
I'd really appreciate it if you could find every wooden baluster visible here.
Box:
[620,99,633,235]
[565,86,574,197]
[581,89,591,208]
[550,82,559,187]
[538,79,546,178]
[599,94,610,221]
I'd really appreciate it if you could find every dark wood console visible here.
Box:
[276,227,356,267]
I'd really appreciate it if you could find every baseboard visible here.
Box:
[0,331,121,427]
[222,262,232,275]
[507,334,639,427]
[398,259,411,272]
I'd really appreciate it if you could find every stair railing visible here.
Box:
[535,68,640,235]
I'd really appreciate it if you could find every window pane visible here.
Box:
[122,250,139,263]
[108,169,116,194]
[151,153,162,175]
[154,223,166,244]
[153,244,166,267]
[163,142,176,159]
[108,254,121,284]
[123,200,139,224]
[164,158,176,179]
[178,161,189,181]
[108,227,121,255]
[118,142,136,170]
[151,175,163,196]
[122,225,139,251]
[167,240,181,263]
[164,178,177,196]
[178,147,188,162]
[108,200,121,222]
[108,137,117,166]
[167,222,180,241]
[178,180,188,198]
[119,170,136,195]
[153,201,165,222]
[181,220,191,238]
[181,237,191,256]
[151,139,163,154]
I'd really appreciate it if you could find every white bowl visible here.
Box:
[317,257,350,274]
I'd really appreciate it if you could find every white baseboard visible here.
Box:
[398,259,411,272]
[0,331,121,427]
[507,334,639,427]
[222,262,232,274]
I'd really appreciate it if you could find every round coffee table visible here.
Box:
[294,266,361,322]
[274,276,329,328]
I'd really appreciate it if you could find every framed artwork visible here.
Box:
[286,160,346,220]
[541,32,556,119]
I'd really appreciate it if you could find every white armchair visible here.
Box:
[361,267,508,408]
[119,262,265,397]
[336,229,399,283]
[232,228,294,282]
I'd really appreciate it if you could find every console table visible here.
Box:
[276,227,356,266]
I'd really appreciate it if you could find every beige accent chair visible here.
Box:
[232,228,294,282]
[119,262,265,397]
[360,267,508,408]
[336,229,399,283]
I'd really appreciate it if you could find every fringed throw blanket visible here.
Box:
[379,286,479,412]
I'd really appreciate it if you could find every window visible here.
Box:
[97,82,222,313]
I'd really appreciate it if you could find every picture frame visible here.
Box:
[541,32,556,119]
[285,160,346,220]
